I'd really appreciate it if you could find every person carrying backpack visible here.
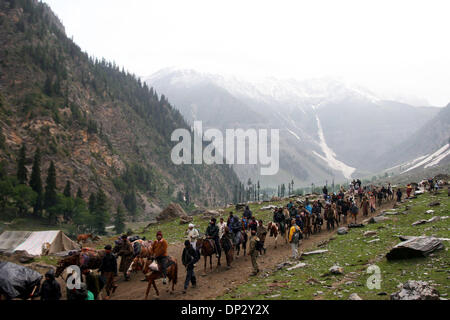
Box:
[289,219,302,259]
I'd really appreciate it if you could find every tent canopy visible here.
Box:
[0,230,80,256]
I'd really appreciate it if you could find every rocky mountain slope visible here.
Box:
[146,68,441,186]
[0,0,240,220]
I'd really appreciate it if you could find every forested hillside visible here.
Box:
[0,0,240,233]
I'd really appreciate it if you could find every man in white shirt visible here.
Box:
[186,224,199,250]
[218,217,227,239]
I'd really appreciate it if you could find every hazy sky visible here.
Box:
[42,0,450,106]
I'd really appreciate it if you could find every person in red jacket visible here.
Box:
[152,231,169,284]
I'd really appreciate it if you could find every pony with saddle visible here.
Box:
[129,256,178,299]
[196,237,221,272]
[55,247,104,278]
[126,240,154,277]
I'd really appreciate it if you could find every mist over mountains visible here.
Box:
[146,68,447,187]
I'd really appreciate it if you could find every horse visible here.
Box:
[267,222,279,248]
[141,257,178,300]
[126,240,154,277]
[55,248,104,278]
[220,228,234,269]
[132,239,153,258]
[312,214,322,234]
[196,237,221,272]
[233,228,248,257]
[76,233,93,244]
[303,214,313,239]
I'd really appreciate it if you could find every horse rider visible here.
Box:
[229,213,243,246]
[273,208,284,232]
[117,234,133,281]
[205,218,221,258]
[243,205,253,220]
[218,217,227,240]
[153,231,169,284]
[186,223,199,250]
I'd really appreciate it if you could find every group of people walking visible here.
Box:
[35,179,415,300]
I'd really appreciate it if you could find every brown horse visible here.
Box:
[303,214,313,239]
[267,222,279,248]
[127,240,154,277]
[220,228,234,269]
[312,214,322,234]
[77,233,93,244]
[55,248,104,278]
[141,257,178,300]
[196,237,221,272]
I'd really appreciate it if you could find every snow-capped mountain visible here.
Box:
[145,68,441,187]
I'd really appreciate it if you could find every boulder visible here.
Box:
[235,203,246,211]
[179,215,193,225]
[368,216,390,224]
[348,223,365,228]
[367,239,380,243]
[391,281,440,300]
[364,231,377,237]
[329,265,344,275]
[337,227,348,235]
[201,210,221,220]
[386,236,444,260]
[428,201,440,207]
[302,249,328,256]
[260,205,277,211]
[349,293,363,300]
[425,210,434,214]
[412,216,441,226]
[287,263,307,271]
[156,203,187,221]
[412,219,427,226]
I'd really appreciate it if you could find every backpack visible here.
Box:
[291,226,301,244]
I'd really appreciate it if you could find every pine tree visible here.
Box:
[88,193,96,213]
[93,188,109,234]
[63,180,71,197]
[17,144,27,184]
[76,187,83,199]
[30,149,44,216]
[114,205,126,234]
[44,161,57,210]
[44,75,53,96]
[257,181,260,201]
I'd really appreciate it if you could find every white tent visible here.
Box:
[0,230,80,256]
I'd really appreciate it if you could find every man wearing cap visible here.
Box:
[205,218,221,258]
[99,244,118,300]
[186,224,199,250]
[117,235,133,281]
[153,231,169,284]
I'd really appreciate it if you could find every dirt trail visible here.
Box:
[111,199,397,300]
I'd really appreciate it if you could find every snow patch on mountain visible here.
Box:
[312,114,356,179]
[401,144,450,174]
[287,129,301,141]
